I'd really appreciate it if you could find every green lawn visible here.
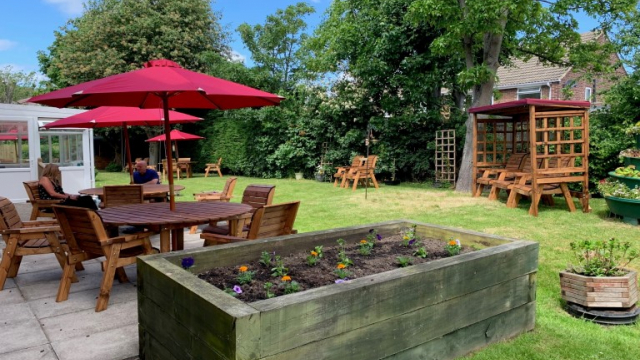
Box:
[97,171,640,360]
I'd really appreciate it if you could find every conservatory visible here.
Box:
[0,103,93,202]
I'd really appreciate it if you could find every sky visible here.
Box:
[1,0,600,79]
[0,0,331,76]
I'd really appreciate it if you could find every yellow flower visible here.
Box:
[448,240,457,246]
[403,236,409,240]
[360,240,367,244]
[239,266,248,272]
[281,275,291,282]
[337,263,346,269]
[311,251,318,256]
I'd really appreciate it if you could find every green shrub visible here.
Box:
[105,162,121,172]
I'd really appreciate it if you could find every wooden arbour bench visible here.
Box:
[474,153,526,198]
[469,99,591,216]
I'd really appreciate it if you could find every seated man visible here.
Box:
[133,161,160,184]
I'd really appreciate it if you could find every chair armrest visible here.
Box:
[102,231,154,245]
[22,220,59,227]
[201,233,249,246]
[2,225,60,234]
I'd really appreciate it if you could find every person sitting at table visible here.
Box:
[39,164,97,209]
[133,160,160,184]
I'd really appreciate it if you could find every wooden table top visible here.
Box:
[97,201,253,227]
[79,184,185,196]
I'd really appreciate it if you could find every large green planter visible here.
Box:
[635,134,640,149]
[137,220,538,360]
[604,196,640,225]
[608,171,640,189]
[624,156,640,169]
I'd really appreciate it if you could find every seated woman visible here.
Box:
[39,164,97,210]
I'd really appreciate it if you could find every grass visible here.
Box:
[96,171,640,360]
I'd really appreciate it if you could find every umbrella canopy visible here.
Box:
[0,129,28,141]
[146,129,204,159]
[28,59,283,210]
[43,106,202,183]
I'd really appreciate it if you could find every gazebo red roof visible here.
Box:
[469,99,591,116]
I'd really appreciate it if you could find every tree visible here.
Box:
[406,0,638,191]
[38,0,229,89]
[0,66,38,103]
[238,2,315,92]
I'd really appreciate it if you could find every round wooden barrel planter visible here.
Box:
[559,270,639,309]
[137,220,539,360]
[605,196,640,225]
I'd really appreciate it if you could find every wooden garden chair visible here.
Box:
[342,155,380,191]
[23,180,62,220]
[333,155,365,187]
[201,201,300,246]
[474,153,527,198]
[52,205,154,312]
[201,184,275,237]
[176,157,192,179]
[189,177,238,233]
[0,196,80,291]
[485,154,543,201]
[204,157,223,178]
[507,157,577,215]
[102,184,144,208]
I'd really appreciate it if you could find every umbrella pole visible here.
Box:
[123,123,134,184]
[161,94,176,211]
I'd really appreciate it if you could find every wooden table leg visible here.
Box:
[175,229,184,251]
[159,228,170,253]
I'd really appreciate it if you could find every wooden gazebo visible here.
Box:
[469,99,591,216]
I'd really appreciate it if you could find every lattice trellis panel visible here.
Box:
[435,130,456,185]
[475,117,529,169]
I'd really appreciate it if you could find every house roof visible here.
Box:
[495,32,602,88]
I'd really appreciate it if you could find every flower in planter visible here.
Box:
[271,255,288,277]
[568,238,639,277]
[307,250,320,266]
[597,179,640,199]
[282,278,300,294]
[236,266,255,284]
[181,257,195,270]
[367,229,382,244]
[334,263,350,279]
[336,238,353,266]
[259,251,273,267]
[413,247,428,258]
[445,238,461,256]
[314,245,324,258]
[401,225,417,247]
[233,285,243,294]
[264,282,275,299]
[396,256,412,267]
[358,239,374,256]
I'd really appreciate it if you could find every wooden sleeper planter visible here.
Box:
[137,220,539,360]
[560,270,639,308]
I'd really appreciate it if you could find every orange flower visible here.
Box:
[337,263,346,269]
[448,240,457,246]
[281,275,291,282]
[360,240,368,244]
[239,266,248,272]
[311,251,318,257]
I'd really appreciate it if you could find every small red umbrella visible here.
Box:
[145,129,204,159]
[29,59,283,210]
[44,106,202,183]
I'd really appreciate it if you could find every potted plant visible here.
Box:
[621,121,640,168]
[314,164,329,182]
[560,238,639,322]
[598,179,640,225]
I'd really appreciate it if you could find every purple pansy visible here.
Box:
[233,285,243,294]
[408,239,416,246]
[376,234,382,241]
[455,239,461,246]
[335,279,347,284]
[181,257,195,269]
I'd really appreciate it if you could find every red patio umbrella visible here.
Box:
[28,59,283,210]
[145,129,204,159]
[43,106,202,184]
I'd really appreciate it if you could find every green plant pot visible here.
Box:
[608,171,640,189]
[604,196,640,225]
[623,156,640,169]
[315,173,325,182]
[636,134,640,149]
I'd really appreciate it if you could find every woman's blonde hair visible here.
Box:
[41,164,62,186]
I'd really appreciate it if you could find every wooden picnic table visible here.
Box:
[79,184,185,201]
[98,202,253,252]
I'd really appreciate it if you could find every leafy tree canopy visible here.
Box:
[0,66,38,103]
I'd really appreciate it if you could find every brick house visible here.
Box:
[494,31,626,108]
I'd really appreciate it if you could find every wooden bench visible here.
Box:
[333,155,364,187]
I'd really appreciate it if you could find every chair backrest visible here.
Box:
[241,185,276,211]
[505,153,527,172]
[215,157,222,166]
[53,205,109,255]
[246,201,300,240]
[0,196,22,232]
[102,185,144,208]
[351,155,365,168]
[221,177,237,198]
[23,181,41,202]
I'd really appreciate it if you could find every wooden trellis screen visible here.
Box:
[470,99,590,216]
[435,130,456,185]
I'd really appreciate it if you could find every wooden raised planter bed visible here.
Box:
[560,270,638,308]
[137,220,539,360]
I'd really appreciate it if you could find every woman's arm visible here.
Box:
[40,177,78,200]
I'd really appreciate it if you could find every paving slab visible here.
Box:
[0,303,49,355]
[52,324,139,360]
[0,344,59,360]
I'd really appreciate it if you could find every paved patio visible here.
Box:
[0,203,206,360]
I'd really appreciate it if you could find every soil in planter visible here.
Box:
[197,235,475,302]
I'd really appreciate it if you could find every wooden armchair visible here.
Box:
[201,201,300,246]
[102,185,144,208]
[205,157,223,178]
[333,155,364,187]
[342,155,380,191]
[190,177,238,233]
[176,157,192,179]
[23,181,62,220]
[201,184,276,236]
[0,196,76,291]
[161,159,178,181]
[485,154,542,201]
[53,205,154,312]
[474,153,527,198]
